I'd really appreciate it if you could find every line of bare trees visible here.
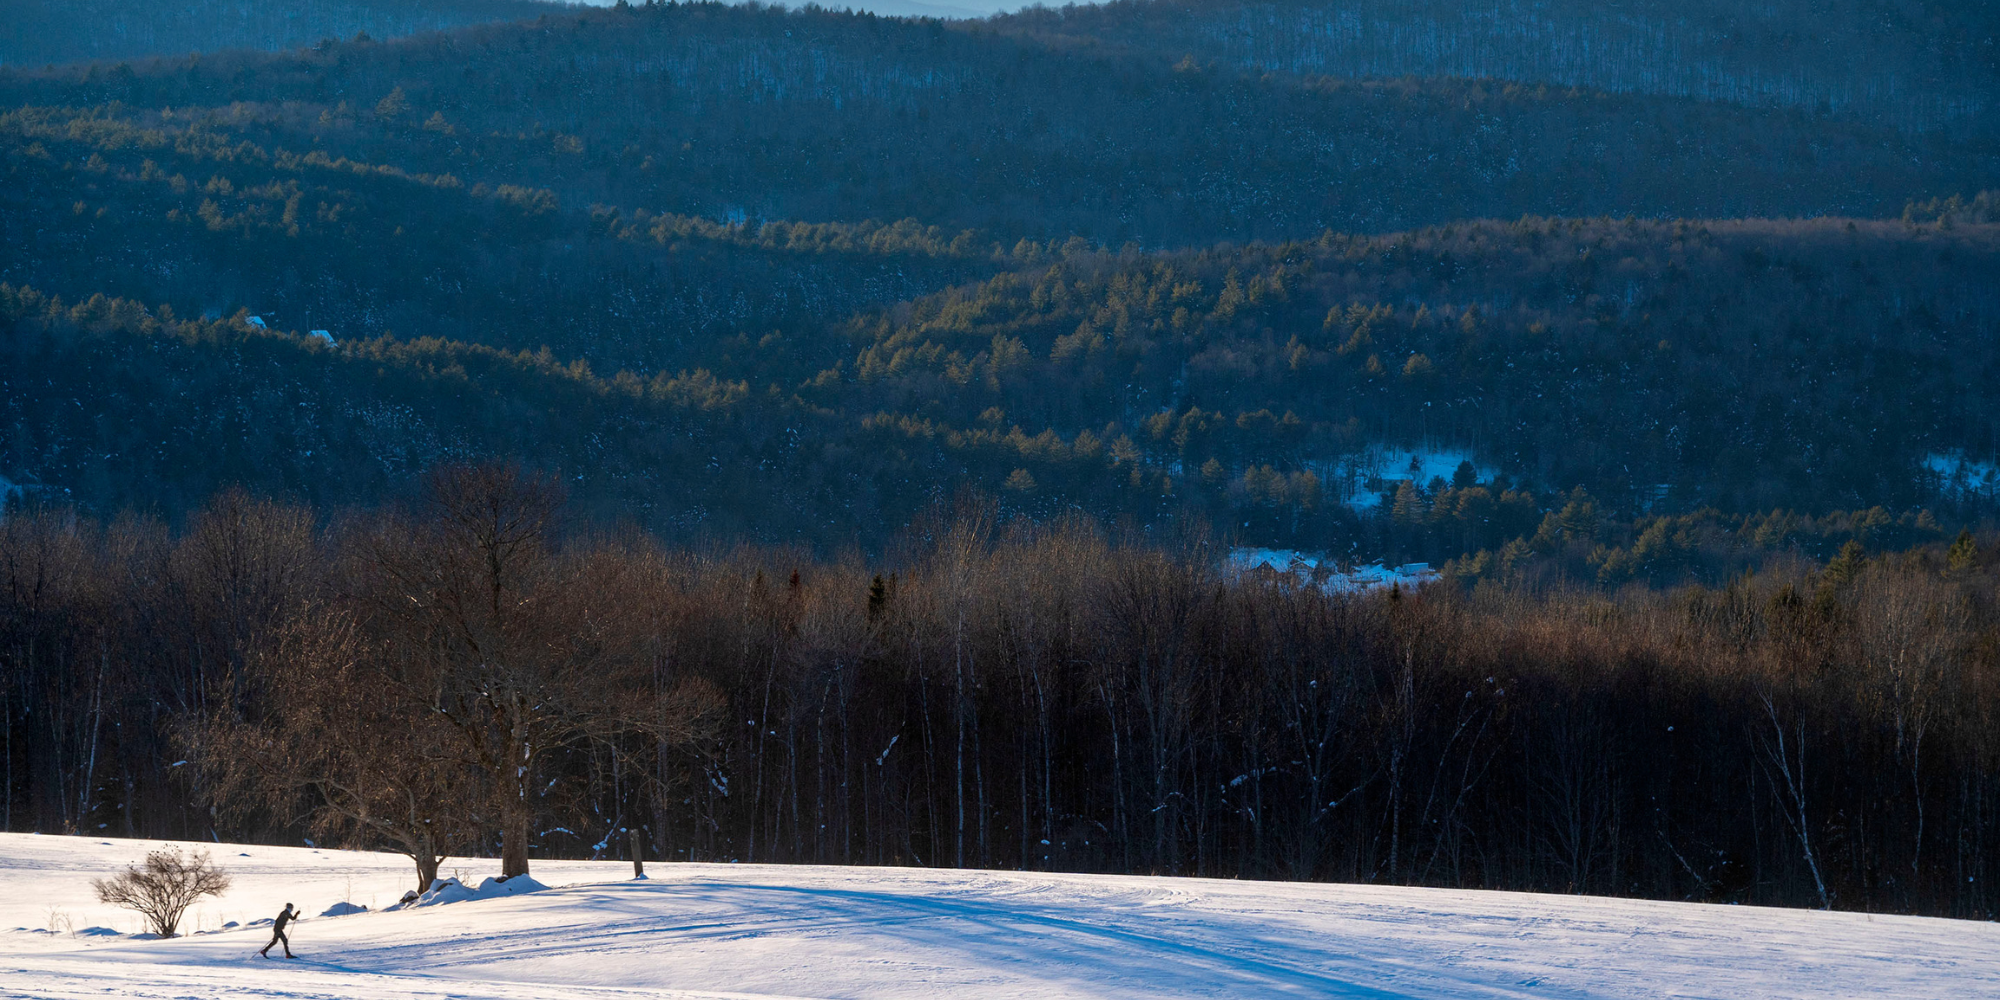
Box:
[2,470,1997,916]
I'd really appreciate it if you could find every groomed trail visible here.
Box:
[3,833,1994,999]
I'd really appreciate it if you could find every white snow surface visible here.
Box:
[1929,452,2000,499]
[1367,446,1491,487]
[1325,445,1498,511]
[2,832,1995,999]
[406,873,551,908]
[1228,549,1439,592]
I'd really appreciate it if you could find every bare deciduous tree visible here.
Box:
[1850,565,1969,888]
[364,464,696,878]
[193,605,483,894]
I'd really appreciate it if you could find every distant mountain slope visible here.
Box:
[994,0,2000,132]
[7,213,1997,543]
[0,0,571,68]
[3,2,1997,543]
[4,4,1991,253]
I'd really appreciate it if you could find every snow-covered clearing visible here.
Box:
[1929,452,2000,501]
[2,833,1994,999]
[1323,445,1497,511]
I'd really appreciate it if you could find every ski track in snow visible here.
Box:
[1,833,1994,999]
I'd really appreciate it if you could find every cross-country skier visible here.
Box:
[259,903,297,958]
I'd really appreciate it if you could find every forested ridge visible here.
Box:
[8,212,2000,551]
[993,0,2000,131]
[14,0,1997,137]
[1,0,574,69]
[6,0,2000,921]
[6,3,1995,248]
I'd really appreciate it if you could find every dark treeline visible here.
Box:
[4,474,2000,918]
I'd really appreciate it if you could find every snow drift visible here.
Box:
[404,874,549,908]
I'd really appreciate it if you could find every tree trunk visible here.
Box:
[416,854,442,894]
[502,804,531,878]
[1759,694,1829,908]
[954,613,966,869]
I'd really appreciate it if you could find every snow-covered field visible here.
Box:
[3,833,1996,999]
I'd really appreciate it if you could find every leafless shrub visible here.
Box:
[90,848,232,937]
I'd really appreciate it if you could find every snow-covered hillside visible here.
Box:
[3,833,1995,999]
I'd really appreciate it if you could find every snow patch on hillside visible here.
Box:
[1368,445,1491,486]
[1929,452,2000,500]
[1229,548,1439,591]
[1324,444,1497,511]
